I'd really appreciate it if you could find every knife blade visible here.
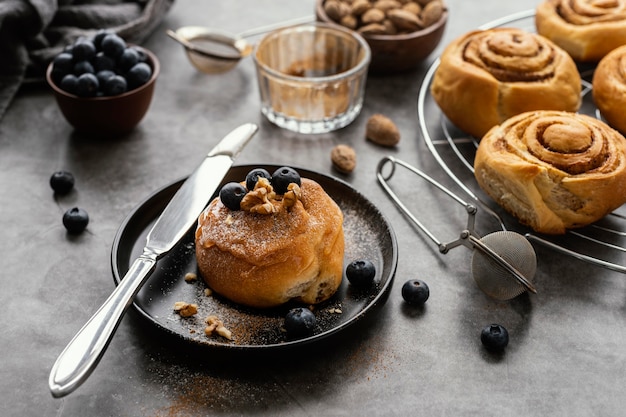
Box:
[48,123,258,398]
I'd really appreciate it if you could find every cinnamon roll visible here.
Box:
[474,111,626,234]
[430,28,581,139]
[195,174,345,309]
[536,0,626,62]
[593,44,626,135]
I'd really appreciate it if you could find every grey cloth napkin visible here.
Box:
[0,0,174,121]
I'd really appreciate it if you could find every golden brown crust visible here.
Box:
[195,178,344,308]
[474,111,626,234]
[430,28,581,139]
[535,0,626,62]
[593,44,626,135]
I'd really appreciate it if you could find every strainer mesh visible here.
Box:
[471,231,537,300]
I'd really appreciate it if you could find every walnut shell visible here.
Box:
[331,144,357,173]
[366,114,401,147]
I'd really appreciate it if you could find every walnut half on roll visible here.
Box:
[474,111,626,235]
[430,28,581,139]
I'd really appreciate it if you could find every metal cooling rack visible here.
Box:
[416,9,626,274]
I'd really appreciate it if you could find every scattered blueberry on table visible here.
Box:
[50,30,152,98]
[63,207,90,234]
[401,279,430,305]
[480,323,509,352]
[49,171,75,195]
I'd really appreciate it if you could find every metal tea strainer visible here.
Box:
[166,15,314,74]
[377,156,537,301]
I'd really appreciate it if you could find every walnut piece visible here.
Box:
[173,302,198,318]
[239,176,302,214]
[282,183,301,209]
[204,315,232,340]
[240,177,278,214]
[184,272,197,282]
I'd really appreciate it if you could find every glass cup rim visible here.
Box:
[253,22,371,83]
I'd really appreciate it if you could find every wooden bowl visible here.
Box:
[315,0,448,73]
[46,46,159,136]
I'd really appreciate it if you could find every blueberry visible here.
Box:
[63,207,89,234]
[49,171,75,194]
[73,60,94,75]
[51,52,71,80]
[481,324,509,352]
[271,166,301,194]
[93,52,116,72]
[346,259,376,287]
[245,168,271,191]
[284,307,316,337]
[117,47,139,72]
[401,279,430,305]
[126,62,152,89]
[52,53,74,74]
[131,46,148,63]
[103,75,127,96]
[72,39,96,61]
[59,74,79,95]
[219,182,247,211]
[75,73,99,97]
[93,29,112,50]
[101,34,126,58]
[96,69,116,86]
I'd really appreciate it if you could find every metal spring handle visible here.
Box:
[376,156,537,294]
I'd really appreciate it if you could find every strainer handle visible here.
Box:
[377,156,477,253]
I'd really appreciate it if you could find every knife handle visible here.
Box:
[48,253,157,398]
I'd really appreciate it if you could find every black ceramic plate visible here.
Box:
[111,165,397,351]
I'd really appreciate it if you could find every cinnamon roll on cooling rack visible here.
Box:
[593,44,626,135]
[430,28,581,139]
[536,0,626,62]
[474,111,626,235]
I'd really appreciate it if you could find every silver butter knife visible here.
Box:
[49,123,258,398]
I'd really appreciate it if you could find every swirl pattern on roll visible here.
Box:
[536,0,626,61]
[430,28,581,138]
[463,29,561,82]
[516,112,611,175]
[474,111,626,234]
[556,0,626,25]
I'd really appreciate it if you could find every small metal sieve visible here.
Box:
[167,15,314,74]
[377,156,537,301]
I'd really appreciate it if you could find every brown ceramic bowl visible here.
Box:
[46,46,159,136]
[315,0,448,73]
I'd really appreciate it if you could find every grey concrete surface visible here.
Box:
[1,0,625,416]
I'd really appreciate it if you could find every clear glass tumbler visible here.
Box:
[253,22,371,134]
